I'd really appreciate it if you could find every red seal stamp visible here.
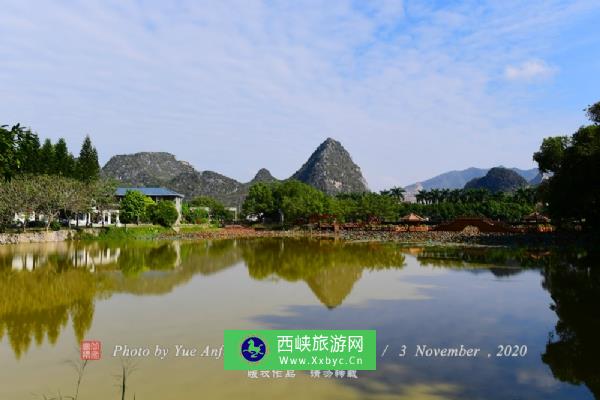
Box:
[80,340,102,360]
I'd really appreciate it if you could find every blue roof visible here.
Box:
[115,187,184,198]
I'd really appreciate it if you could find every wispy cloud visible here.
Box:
[0,0,599,189]
[505,60,557,81]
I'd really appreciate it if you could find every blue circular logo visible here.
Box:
[241,336,266,362]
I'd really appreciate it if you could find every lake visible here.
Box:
[0,238,598,399]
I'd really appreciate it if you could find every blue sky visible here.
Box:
[1,0,599,190]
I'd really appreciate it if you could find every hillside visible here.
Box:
[102,152,196,186]
[102,138,368,206]
[464,167,529,193]
[291,138,368,194]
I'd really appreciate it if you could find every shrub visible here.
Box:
[150,201,178,227]
[50,220,61,231]
[182,204,209,224]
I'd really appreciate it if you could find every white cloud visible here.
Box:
[504,59,557,81]
[0,0,598,190]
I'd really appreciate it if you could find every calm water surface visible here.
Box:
[0,238,598,399]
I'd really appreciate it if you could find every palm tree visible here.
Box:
[389,186,406,202]
[416,190,425,204]
[440,189,450,203]
[430,189,441,204]
[449,189,461,204]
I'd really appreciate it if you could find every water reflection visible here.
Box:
[0,267,103,359]
[0,240,240,358]
[240,239,406,308]
[0,239,599,399]
[542,249,600,398]
[0,239,409,357]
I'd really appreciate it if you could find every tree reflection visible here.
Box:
[0,269,104,359]
[414,246,559,277]
[542,249,600,398]
[0,240,242,358]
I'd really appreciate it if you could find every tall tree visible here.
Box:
[38,138,55,174]
[16,129,41,174]
[380,186,405,202]
[53,138,76,177]
[0,124,17,179]
[76,135,100,182]
[0,124,40,179]
[533,101,600,229]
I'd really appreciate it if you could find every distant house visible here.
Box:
[115,187,184,224]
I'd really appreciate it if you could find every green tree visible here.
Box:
[120,190,149,225]
[273,180,327,224]
[141,196,156,223]
[190,196,230,221]
[75,135,100,182]
[15,129,41,174]
[586,101,600,125]
[150,201,178,227]
[53,138,76,177]
[533,103,600,228]
[533,136,570,173]
[355,192,398,221]
[242,182,276,218]
[38,138,55,174]
[381,186,405,202]
[0,124,40,180]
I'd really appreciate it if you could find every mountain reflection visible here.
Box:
[240,238,406,308]
[0,239,408,357]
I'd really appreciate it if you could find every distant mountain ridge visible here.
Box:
[403,166,539,201]
[102,138,369,207]
[102,152,251,207]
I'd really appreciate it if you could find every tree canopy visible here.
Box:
[533,101,600,229]
[119,190,149,225]
[242,180,537,225]
[0,174,115,231]
[76,135,100,182]
[1,123,100,181]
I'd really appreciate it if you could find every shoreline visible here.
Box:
[159,227,593,248]
[0,226,595,248]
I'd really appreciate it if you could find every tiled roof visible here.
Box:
[115,187,184,198]
[400,213,426,222]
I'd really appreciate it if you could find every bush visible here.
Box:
[150,201,179,227]
[182,203,209,224]
[50,220,61,231]
[189,196,232,221]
